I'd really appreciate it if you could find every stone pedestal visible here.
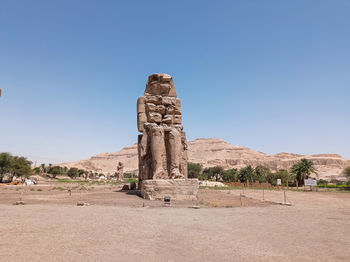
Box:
[140,179,199,201]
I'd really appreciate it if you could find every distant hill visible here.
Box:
[60,138,350,181]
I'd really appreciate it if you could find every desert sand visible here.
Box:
[1,183,349,262]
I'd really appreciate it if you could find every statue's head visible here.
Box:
[144,73,177,97]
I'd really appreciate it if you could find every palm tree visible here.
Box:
[291,158,317,186]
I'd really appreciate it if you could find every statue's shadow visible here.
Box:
[114,189,142,197]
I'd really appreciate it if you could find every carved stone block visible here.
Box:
[137,73,191,198]
[140,179,199,200]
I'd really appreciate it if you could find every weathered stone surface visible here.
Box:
[155,105,166,114]
[173,115,182,124]
[116,162,124,181]
[144,74,177,97]
[145,95,162,105]
[148,112,162,123]
[137,74,188,182]
[140,179,199,200]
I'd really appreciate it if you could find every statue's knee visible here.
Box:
[168,128,180,139]
[151,126,164,136]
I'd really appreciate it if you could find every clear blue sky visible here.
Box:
[1,0,349,164]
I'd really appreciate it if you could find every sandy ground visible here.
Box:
[0,184,350,262]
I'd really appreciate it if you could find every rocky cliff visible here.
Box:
[60,138,350,181]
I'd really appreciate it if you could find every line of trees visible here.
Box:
[35,164,95,179]
[188,158,320,186]
[0,152,95,183]
[33,164,69,178]
[2,151,348,185]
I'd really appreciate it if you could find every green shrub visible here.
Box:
[124,178,138,183]
[343,166,350,181]
[123,173,137,179]
[318,179,328,185]
[329,179,345,185]
[67,168,79,179]
[52,187,66,191]
[188,163,202,179]
[203,166,224,181]
[198,173,210,181]
[222,168,238,182]
[317,184,349,188]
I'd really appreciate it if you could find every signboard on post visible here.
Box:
[276,179,282,185]
[304,179,317,186]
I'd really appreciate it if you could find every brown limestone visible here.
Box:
[137,74,190,182]
[137,74,198,200]
[140,179,199,201]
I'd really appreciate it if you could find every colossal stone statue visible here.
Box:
[137,73,188,185]
[116,162,124,181]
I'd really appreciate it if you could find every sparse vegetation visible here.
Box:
[318,179,328,185]
[52,187,66,191]
[238,166,255,183]
[202,166,224,181]
[47,165,66,178]
[57,178,75,183]
[192,161,319,188]
[273,169,294,186]
[254,166,270,183]
[187,162,202,179]
[343,167,350,183]
[124,178,138,183]
[317,184,349,189]
[67,167,80,179]
[123,173,138,179]
[222,168,238,182]
[329,178,345,185]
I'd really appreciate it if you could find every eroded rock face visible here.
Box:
[60,141,350,181]
[137,74,188,183]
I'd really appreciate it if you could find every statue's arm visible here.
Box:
[137,96,147,132]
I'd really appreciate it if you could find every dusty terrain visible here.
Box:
[1,183,350,262]
[0,183,267,208]
[61,138,350,180]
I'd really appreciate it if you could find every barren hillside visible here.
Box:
[60,138,350,180]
